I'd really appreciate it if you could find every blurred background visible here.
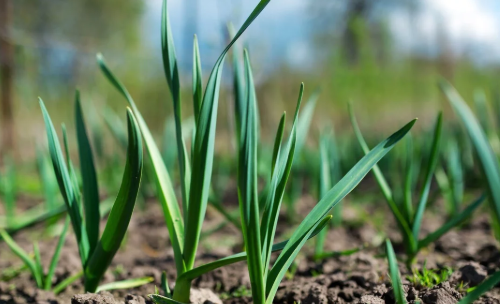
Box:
[1,0,500,159]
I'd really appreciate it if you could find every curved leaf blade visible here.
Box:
[75,91,100,254]
[265,118,416,302]
[84,108,143,292]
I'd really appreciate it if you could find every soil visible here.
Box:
[1,194,500,304]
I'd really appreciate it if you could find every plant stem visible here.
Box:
[172,278,191,303]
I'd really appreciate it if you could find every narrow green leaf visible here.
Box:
[84,108,143,292]
[75,91,100,255]
[228,23,246,143]
[441,81,500,240]
[315,134,332,254]
[52,270,83,294]
[261,84,303,278]
[348,102,416,253]
[45,215,71,290]
[150,294,187,304]
[177,216,332,283]
[386,239,407,304]
[161,0,191,221]
[40,99,90,266]
[295,88,320,157]
[0,229,42,287]
[403,134,414,222]
[95,276,154,293]
[265,118,416,303]
[238,49,265,304]
[418,194,485,249]
[271,113,286,177]
[161,271,171,297]
[412,112,442,240]
[97,54,185,275]
[457,270,500,304]
[33,242,44,287]
[103,106,128,149]
[183,0,272,272]
[192,35,203,123]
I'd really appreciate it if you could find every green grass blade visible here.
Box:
[265,119,416,303]
[75,91,100,255]
[103,106,128,149]
[447,139,464,212]
[238,49,265,304]
[36,147,58,212]
[418,194,485,249]
[161,271,171,297]
[40,99,90,266]
[474,89,493,136]
[441,81,500,240]
[0,229,42,287]
[97,54,185,275]
[177,216,331,283]
[386,239,407,304]
[457,270,500,304]
[192,35,203,123]
[1,155,16,226]
[45,215,71,290]
[412,112,442,240]
[150,294,187,304]
[271,113,286,177]
[33,242,44,286]
[261,84,303,278]
[84,109,143,292]
[403,134,414,222]
[315,134,332,255]
[348,103,416,252]
[183,1,271,272]
[295,88,319,157]
[95,276,154,293]
[227,23,246,143]
[52,270,83,294]
[161,0,191,220]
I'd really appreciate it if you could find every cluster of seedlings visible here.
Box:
[2,0,500,303]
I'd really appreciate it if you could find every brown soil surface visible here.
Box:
[1,196,499,304]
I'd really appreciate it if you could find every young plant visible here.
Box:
[0,216,73,293]
[98,1,272,302]
[0,155,17,227]
[407,261,452,289]
[39,92,144,293]
[440,81,500,241]
[349,105,485,268]
[457,270,500,304]
[386,239,408,304]
[434,137,464,217]
[234,49,416,304]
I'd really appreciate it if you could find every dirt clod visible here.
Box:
[451,262,487,287]
[71,291,118,304]
[419,282,462,304]
[190,288,223,304]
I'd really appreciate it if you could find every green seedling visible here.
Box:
[386,239,408,304]
[0,217,74,293]
[1,155,17,227]
[435,137,464,217]
[97,1,272,303]
[234,49,415,304]
[440,81,500,242]
[457,270,500,303]
[349,104,485,268]
[408,261,452,288]
[38,92,145,293]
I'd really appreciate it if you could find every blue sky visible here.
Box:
[143,0,500,72]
